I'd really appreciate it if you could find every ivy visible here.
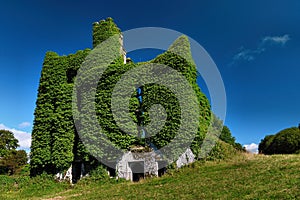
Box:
[30,50,91,175]
[93,17,121,48]
[30,18,211,176]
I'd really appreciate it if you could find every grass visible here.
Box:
[1,153,299,199]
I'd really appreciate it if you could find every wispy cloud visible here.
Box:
[231,34,290,65]
[233,47,265,62]
[243,143,258,154]
[18,122,31,129]
[262,34,290,45]
[0,124,31,150]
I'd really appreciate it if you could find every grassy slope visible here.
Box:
[1,153,300,200]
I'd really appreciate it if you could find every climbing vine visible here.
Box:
[30,18,211,176]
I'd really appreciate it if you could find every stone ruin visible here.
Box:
[114,147,195,181]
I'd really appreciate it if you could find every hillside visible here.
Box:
[1,153,299,199]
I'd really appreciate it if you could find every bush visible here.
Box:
[206,140,237,161]
[0,175,16,192]
[0,150,28,175]
[87,165,110,181]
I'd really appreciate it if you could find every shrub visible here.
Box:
[206,140,237,161]
[0,150,28,175]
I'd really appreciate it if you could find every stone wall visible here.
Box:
[116,148,195,181]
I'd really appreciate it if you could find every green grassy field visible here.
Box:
[1,153,299,200]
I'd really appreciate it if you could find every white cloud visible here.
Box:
[233,48,257,61]
[243,143,258,154]
[262,34,290,45]
[18,122,31,128]
[231,34,290,64]
[0,124,31,150]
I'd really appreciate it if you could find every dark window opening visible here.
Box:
[107,166,116,177]
[67,68,77,83]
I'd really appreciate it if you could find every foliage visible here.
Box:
[206,140,237,160]
[18,164,30,176]
[31,18,123,175]
[0,130,27,175]
[93,17,121,48]
[147,36,211,158]
[258,134,275,154]
[85,164,110,181]
[94,60,138,150]
[233,142,245,152]
[78,34,211,162]
[208,115,245,152]
[0,150,27,175]
[259,127,300,154]
[30,50,91,175]
[220,126,235,145]
[31,18,211,176]
[0,130,19,157]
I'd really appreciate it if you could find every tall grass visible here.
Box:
[1,153,299,199]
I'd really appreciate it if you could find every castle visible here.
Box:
[30,18,211,182]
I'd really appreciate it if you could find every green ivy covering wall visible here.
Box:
[30,50,90,175]
[31,18,122,176]
[30,18,211,176]
[146,36,211,157]
[93,17,121,48]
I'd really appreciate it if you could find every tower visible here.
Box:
[30,17,125,178]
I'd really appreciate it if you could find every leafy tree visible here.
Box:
[258,135,275,154]
[0,130,27,175]
[0,130,19,157]
[259,127,300,154]
[233,143,246,152]
[208,115,245,152]
[219,126,235,146]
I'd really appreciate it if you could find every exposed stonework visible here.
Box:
[116,150,162,181]
[116,147,195,181]
[176,148,195,168]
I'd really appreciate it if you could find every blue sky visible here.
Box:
[0,0,300,153]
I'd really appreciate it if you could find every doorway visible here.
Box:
[129,161,145,182]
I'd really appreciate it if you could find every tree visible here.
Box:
[0,130,27,175]
[0,130,19,157]
[259,127,300,154]
[233,143,246,152]
[258,134,274,154]
[219,126,235,146]
[208,115,245,152]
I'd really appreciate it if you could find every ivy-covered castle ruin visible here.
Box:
[30,18,211,182]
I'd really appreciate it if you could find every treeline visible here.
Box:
[259,126,300,154]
